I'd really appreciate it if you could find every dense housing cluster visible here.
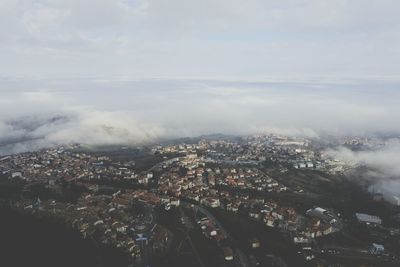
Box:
[1,134,399,267]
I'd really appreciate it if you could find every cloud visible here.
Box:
[0,77,400,155]
[0,77,399,204]
[1,1,399,204]
[0,0,400,78]
[328,142,400,177]
[44,110,166,145]
[326,140,400,203]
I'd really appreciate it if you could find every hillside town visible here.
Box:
[1,134,399,267]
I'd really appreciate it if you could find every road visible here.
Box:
[190,203,250,267]
[318,246,400,265]
[178,207,205,267]
[148,157,181,172]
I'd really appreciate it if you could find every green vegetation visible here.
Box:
[0,205,127,267]
[207,208,307,267]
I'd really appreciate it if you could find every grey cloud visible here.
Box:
[1,1,400,78]
[1,1,399,204]
[1,78,400,204]
[328,142,400,177]
[0,78,400,155]
[326,141,400,203]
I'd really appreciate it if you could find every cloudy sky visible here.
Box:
[2,1,400,202]
[1,78,399,153]
[1,0,400,79]
[0,0,400,154]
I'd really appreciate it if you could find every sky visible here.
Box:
[0,0,400,152]
[2,0,400,209]
[1,1,400,198]
[0,77,400,154]
[1,0,400,79]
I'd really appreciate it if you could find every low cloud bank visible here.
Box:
[0,111,165,155]
[327,141,400,204]
[1,77,400,204]
[328,142,400,177]
[1,77,400,155]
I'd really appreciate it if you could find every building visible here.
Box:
[392,196,400,206]
[170,198,180,207]
[250,238,261,249]
[200,197,220,208]
[355,213,382,226]
[370,243,384,254]
[11,172,22,178]
[307,207,339,226]
[222,247,234,261]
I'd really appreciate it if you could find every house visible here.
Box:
[138,176,148,184]
[222,247,234,261]
[250,238,261,249]
[170,198,180,207]
[112,197,131,209]
[201,197,220,208]
[160,196,170,204]
[11,172,22,179]
[309,218,320,228]
[355,213,382,226]
[206,225,217,237]
[186,193,200,202]
[321,223,333,235]
[249,210,261,220]
[227,202,240,213]
[293,235,311,244]
[370,243,384,254]
[264,214,275,227]
[93,220,104,226]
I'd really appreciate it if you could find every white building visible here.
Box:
[370,243,384,254]
[356,213,382,225]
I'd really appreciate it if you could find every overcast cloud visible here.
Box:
[0,77,399,155]
[327,140,400,202]
[1,0,400,78]
[0,1,400,157]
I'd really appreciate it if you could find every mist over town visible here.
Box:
[1,1,400,267]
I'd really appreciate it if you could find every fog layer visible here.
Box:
[1,78,399,155]
[327,140,400,203]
